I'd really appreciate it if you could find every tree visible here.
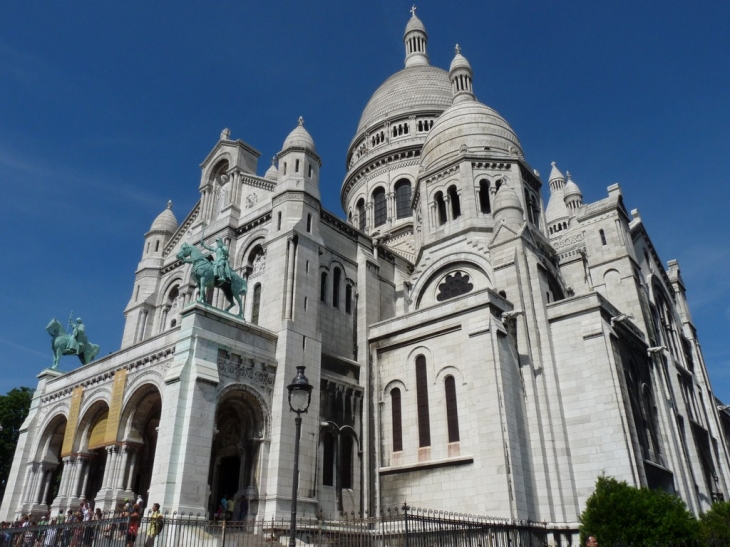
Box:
[0,387,34,502]
[580,475,699,545]
[699,501,730,544]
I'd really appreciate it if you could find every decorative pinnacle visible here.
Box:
[271,156,276,166]
[167,200,172,210]
[455,44,461,55]
[410,4,417,17]
[566,171,571,179]
[551,161,556,167]
[298,116,304,126]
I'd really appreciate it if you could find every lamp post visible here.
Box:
[287,366,312,547]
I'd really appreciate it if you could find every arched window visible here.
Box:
[445,376,460,443]
[448,186,461,219]
[345,284,352,314]
[391,388,403,452]
[333,267,341,308]
[479,180,490,213]
[170,319,177,328]
[357,199,366,231]
[394,180,412,219]
[525,190,535,223]
[322,432,335,486]
[435,192,447,225]
[320,272,328,302]
[251,283,261,325]
[341,435,354,489]
[373,188,387,227]
[415,355,431,447]
[600,229,607,246]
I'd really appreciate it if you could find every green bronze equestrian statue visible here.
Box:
[46,317,100,370]
[176,241,247,317]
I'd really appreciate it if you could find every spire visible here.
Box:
[449,44,474,105]
[548,161,566,192]
[404,6,429,67]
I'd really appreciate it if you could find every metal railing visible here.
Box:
[0,506,548,547]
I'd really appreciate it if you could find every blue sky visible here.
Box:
[1,1,729,402]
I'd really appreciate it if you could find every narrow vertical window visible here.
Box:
[277,211,282,230]
[445,376,460,443]
[251,283,261,325]
[155,240,160,252]
[308,163,312,177]
[479,180,490,213]
[135,285,140,301]
[435,192,447,225]
[333,267,341,308]
[320,272,328,302]
[357,198,366,231]
[415,355,431,447]
[341,435,353,489]
[322,433,334,486]
[307,213,312,233]
[600,229,607,246]
[373,188,387,227]
[345,285,352,314]
[146,242,150,254]
[394,179,412,219]
[391,388,403,452]
[448,186,461,219]
[295,159,300,172]
[283,162,287,176]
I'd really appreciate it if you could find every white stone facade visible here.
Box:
[3,11,729,543]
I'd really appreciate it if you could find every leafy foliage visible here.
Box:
[580,475,699,545]
[0,387,34,500]
[699,501,730,544]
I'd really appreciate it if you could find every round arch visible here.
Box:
[413,257,491,310]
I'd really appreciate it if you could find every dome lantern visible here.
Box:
[449,44,475,105]
[404,5,429,68]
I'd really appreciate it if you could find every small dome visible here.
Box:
[420,101,523,172]
[564,173,582,199]
[405,13,426,35]
[282,117,316,153]
[493,184,524,224]
[449,46,472,72]
[150,201,178,233]
[264,157,278,181]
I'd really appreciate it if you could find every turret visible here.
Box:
[276,117,322,200]
[563,171,583,212]
[545,162,570,236]
[404,6,429,67]
[493,183,524,228]
[143,200,177,259]
[449,45,475,105]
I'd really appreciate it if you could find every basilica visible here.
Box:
[3,9,729,541]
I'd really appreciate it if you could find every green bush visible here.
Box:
[699,501,730,544]
[579,475,699,545]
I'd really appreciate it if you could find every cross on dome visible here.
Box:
[410,4,417,17]
[167,200,173,210]
[271,156,276,165]
[455,44,461,55]
[298,116,304,126]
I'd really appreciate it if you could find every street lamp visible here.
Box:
[287,365,312,547]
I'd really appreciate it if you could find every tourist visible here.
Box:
[585,536,598,547]
[145,504,163,547]
[125,506,140,547]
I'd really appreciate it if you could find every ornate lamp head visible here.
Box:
[287,366,312,414]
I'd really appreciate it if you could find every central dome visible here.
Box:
[355,65,452,136]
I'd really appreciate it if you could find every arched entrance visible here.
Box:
[208,388,266,519]
[118,384,162,507]
[27,415,66,512]
[73,400,110,502]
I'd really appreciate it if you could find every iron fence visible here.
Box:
[0,506,549,547]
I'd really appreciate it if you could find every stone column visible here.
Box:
[125,448,138,492]
[116,448,130,490]
[40,466,54,506]
[35,467,48,504]
[79,459,91,500]
[444,195,452,222]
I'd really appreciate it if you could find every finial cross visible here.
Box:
[455,44,461,55]
[298,116,304,126]
[410,5,417,17]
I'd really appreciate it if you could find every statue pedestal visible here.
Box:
[37,368,64,380]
